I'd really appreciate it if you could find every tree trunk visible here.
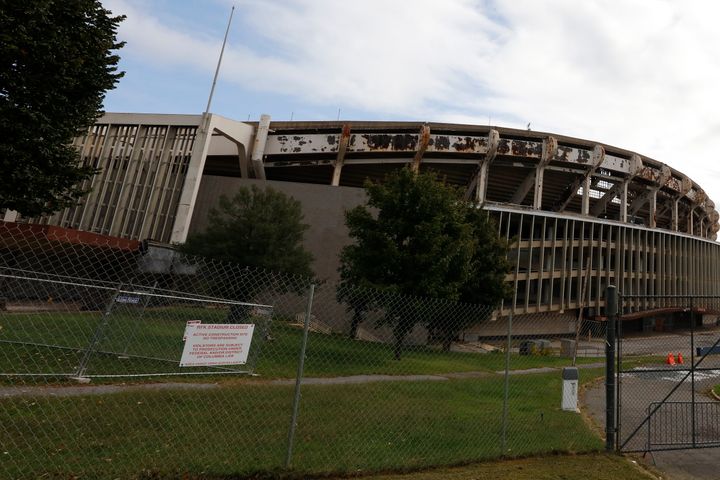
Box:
[393,336,404,360]
[349,309,363,339]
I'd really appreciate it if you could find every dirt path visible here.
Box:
[0,382,218,398]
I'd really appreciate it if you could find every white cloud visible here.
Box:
[105,0,720,203]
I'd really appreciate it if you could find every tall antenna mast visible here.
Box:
[204,5,235,116]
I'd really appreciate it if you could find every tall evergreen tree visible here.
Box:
[0,0,125,216]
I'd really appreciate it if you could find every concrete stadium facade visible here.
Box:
[5,112,720,329]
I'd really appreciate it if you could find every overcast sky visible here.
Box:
[103,0,720,205]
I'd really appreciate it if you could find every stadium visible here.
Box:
[4,112,720,334]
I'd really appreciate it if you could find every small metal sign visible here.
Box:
[180,323,255,367]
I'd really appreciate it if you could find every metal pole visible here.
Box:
[501,314,512,453]
[284,283,315,468]
[204,6,235,116]
[605,285,617,451]
[74,285,122,379]
[690,296,696,448]
[616,291,623,448]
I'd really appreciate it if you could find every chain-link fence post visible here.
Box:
[284,283,316,469]
[605,285,617,451]
[616,291,623,448]
[690,295,696,448]
[501,313,512,454]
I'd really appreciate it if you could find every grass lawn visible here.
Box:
[0,371,604,479]
[0,307,606,383]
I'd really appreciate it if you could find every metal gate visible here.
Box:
[613,292,720,453]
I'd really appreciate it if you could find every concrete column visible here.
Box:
[2,210,18,222]
[582,176,591,215]
[475,161,490,203]
[688,209,695,235]
[533,137,558,209]
[620,181,628,223]
[238,142,249,178]
[473,129,499,203]
[649,190,657,228]
[331,125,351,186]
[533,167,545,209]
[411,125,431,174]
[170,115,214,244]
[250,114,271,180]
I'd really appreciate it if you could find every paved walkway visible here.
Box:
[0,362,606,396]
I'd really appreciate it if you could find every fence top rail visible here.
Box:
[1,266,268,305]
[0,272,272,308]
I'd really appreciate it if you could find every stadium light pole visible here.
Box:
[202,5,235,131]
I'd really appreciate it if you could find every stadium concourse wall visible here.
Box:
[189,175,367,285]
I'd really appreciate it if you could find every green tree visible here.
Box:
[427,207,512,350]
[339,167,510,357]
[0,0,125,216]
[180,186,314,311]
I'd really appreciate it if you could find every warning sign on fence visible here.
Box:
[179,323,255,367]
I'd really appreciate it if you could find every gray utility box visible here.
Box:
[561,367,579,412]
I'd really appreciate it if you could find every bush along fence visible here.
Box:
[0,222,607,479]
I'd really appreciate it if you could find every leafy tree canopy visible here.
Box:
[0,0,125,216]
[339,167,510,356]
[180,185,314,279]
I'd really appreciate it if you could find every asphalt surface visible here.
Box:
[584,346,720,480]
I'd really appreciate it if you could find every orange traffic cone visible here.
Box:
[677,353,684,364]
[666,353,676,365]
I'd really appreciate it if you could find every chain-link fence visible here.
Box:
[0,222,607,479]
